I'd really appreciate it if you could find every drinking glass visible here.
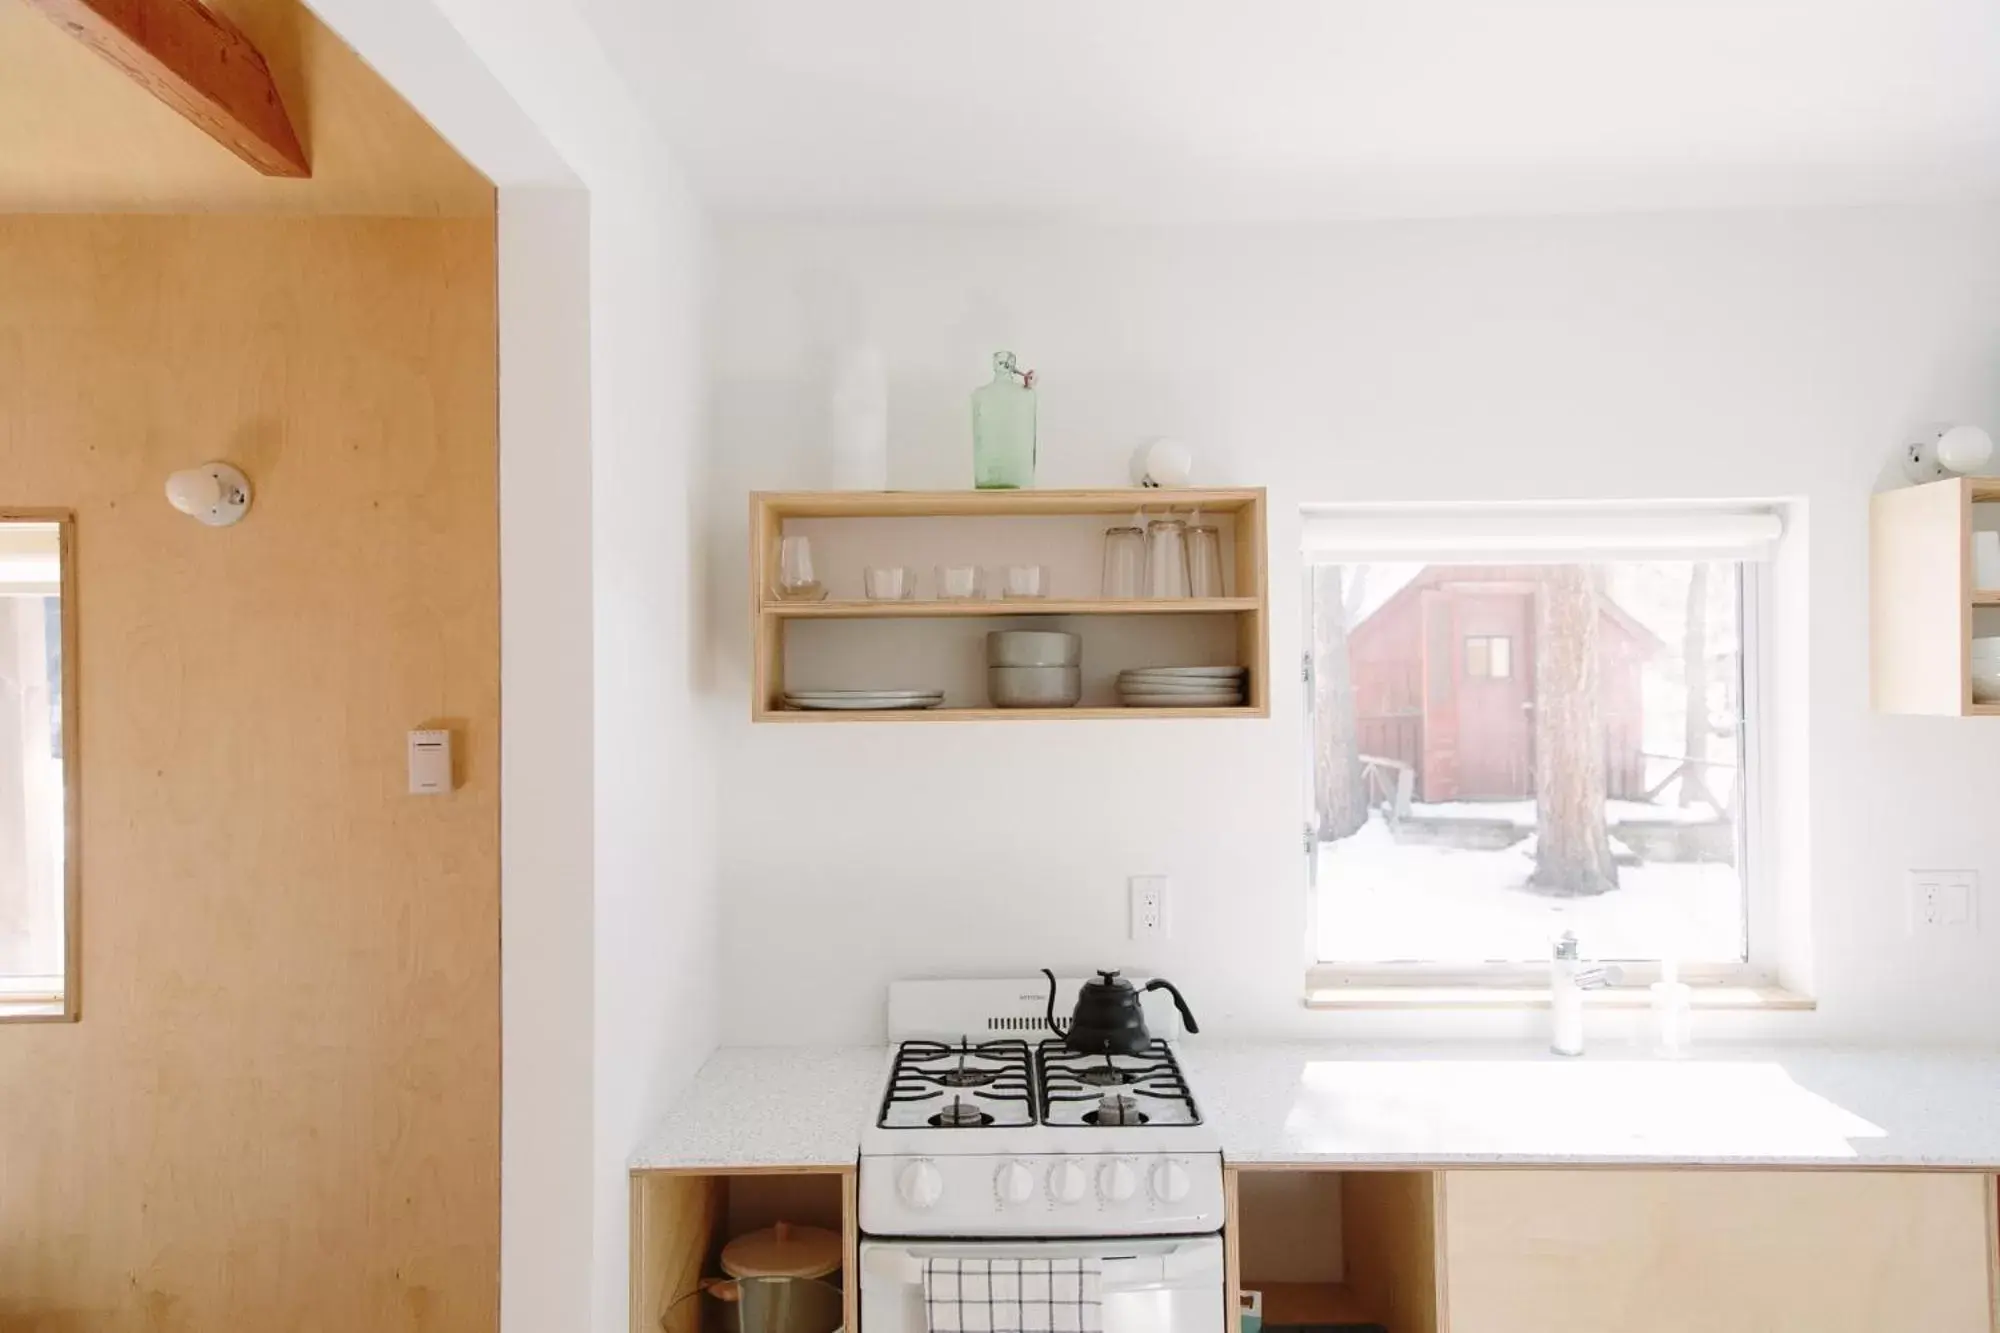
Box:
[935,565,984,600]
[1144,519,1190,599]
[862,566,916,600]
[1188,524,1226,598]
[1101,526,1146,599]
[1000,565,1049,599]
[775,535,826,601]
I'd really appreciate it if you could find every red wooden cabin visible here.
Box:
[1347,566,1662,803]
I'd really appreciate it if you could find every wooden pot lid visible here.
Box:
[720,1222,843,1280]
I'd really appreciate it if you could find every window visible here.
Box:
[0,518,75,1020]
[1465,635,1512,680]
[1302,504,1781,990]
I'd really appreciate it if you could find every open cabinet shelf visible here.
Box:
[750,488,1270,722]
[1870,476,2000,715]
[1228,1167,1440,1333]
[631,1168,856,1333]
[766,596,1262,620]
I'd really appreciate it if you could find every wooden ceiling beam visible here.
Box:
[21,0,309,178]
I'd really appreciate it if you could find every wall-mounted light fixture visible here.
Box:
[1904,424,1994,484]
[164,462,252,527]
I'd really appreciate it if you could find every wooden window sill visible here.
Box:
[1304,985,1816,1012]
[0,994,70,1022]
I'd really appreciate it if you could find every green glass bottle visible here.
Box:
[971,351,1037,490]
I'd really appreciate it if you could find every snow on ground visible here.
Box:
[1407,799,1725,827]
[1317,815,1743,963]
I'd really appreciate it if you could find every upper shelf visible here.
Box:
[752,486,1264,520]
[764,596,1261,619]
[749,486,1272,721]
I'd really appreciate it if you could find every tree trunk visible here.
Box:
[1679,562,1709,807]
[1531,566,1618,895]
[1313,565,1369,841]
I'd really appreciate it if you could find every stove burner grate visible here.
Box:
[878,1038,1035,1129]
[934,1068,1001,1088]
[1036,1039,1199,1128]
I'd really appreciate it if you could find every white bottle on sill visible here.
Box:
[1550,931,1585,1057]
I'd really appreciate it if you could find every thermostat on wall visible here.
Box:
[408,729,453,795]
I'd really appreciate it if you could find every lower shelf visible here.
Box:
[1252,1281,1379,1326]
[758,705,1266,722]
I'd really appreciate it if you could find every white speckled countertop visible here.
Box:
[1181,1043,2000,1168]
[631,1046,886,1169]
[631,1042,2000,1171]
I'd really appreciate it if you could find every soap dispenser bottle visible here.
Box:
[1550,931,1585,1057]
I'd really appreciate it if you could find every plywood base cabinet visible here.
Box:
[1438,1170,1994,1333]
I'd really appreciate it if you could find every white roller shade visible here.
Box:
[1300,503,1784,564]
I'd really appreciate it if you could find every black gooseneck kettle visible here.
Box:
[1042,968,1200,1056]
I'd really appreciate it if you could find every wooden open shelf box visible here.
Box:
[750,489,1269,722]
[1870,476,2000,716]
[631,1167,856,1333]
[1228,1166,1440,1333]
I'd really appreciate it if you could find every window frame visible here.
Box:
[0,510,80,1024]
[1302,545,1784,1002]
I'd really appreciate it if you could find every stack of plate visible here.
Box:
[782,688,943,712]
[1116,666,1248,708]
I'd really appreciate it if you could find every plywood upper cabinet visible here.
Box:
[1438,1170,1995,1333]
[749,488,1270,722]
[1872,476,2000,716]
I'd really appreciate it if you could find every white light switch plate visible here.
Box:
[1907,870,1979,933]
[408,728,453,795]
[1130,875,1169,941]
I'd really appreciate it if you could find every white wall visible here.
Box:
[707,202,2000,1047]
[299,1,718,1328]
[587,161,718,1333]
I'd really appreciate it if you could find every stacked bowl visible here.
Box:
[986,631,1083,708]
[1975,638,2000,704]
[1117,665,1248,708]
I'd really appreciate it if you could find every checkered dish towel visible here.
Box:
[923,1257,1103,1333]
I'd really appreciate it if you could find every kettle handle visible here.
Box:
[1143,978,1200,1035]
[1040,968,1066,1039]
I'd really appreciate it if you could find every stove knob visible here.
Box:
[994,1160,1035,1206]
[1047,1159,1088,1205]
[1150,1160,1192,1204]
[898,1159,945,1210]
[1098,1159,1138,1203]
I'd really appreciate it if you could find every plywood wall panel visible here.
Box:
[0,0,493,216]
[0,213,498,1330]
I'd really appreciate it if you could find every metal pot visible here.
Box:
[1041,968,1200,1056]
[699,1222,844,1333]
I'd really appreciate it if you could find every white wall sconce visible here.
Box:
[1904,424,1994,484]
[164,462,252,527]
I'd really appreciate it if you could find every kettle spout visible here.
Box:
[1040,968,1064,1039]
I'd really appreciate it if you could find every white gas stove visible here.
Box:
[858,977,1225,1239]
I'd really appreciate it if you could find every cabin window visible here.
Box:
[1464,635,1512,680]
[1299,503,1786,995]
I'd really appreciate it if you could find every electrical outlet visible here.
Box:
[1130,875,1169,941]
[1908,870,1980,933]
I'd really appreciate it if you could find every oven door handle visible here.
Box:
[862,1251,1188,1288]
